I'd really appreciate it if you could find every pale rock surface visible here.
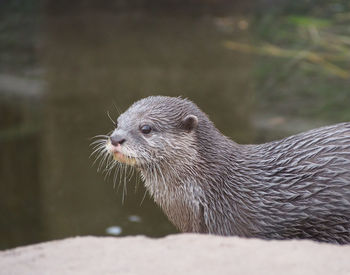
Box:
[1,234,350,275]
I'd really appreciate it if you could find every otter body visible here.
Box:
[102,96,350,244]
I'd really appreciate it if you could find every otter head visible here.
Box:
[105,96,203,175]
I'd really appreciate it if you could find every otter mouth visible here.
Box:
[106,140,137,166]
[112,151,137,166]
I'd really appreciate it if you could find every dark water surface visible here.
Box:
[1,1,350,249]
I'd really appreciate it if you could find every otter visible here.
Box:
[93,96,350,244]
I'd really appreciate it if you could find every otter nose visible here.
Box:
[110,134,126,146]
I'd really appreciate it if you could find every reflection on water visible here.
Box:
[106,226,122,236]
[1,1,350,249]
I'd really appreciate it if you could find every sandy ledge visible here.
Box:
[1,234,350,275]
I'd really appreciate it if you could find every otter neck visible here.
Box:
[140,126,245,233]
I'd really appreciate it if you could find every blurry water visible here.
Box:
[1,1,349,249]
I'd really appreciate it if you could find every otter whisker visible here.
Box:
[90,139,108,147]
[120,163,130,204]
[133,170,141,194]
[96,150,108,169]
[90,146,104,160]
[91,146,109,168]
[106,110,116,125]
[90,135,109,141]
[90,136,108,142]
[122,164,128,204]
[89,137,107,147]
[89,144,107,159]
[97,150,111,172]
[104,154,117,170]
[89,135,110,171]
[118,163,126,194]
[126,159,134,178]
[103,158,117,178]
[113,102,122,116]
[112,163,120,189]
[113,162,125,191]
[140,163,153,206]
[90,145,107,155]
[105,161,116,180]
[140,186,148,206]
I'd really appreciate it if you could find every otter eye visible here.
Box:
[140,125,152,134]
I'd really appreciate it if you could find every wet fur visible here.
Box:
[95,96,350,244]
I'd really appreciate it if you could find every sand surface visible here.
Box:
[1,234,350,275]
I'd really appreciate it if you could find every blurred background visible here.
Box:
[1,0,349,250]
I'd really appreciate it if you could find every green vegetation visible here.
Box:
[254,9,350,121]
[225,2,350,122]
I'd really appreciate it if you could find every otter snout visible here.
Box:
[110,133,126,146]
[106,131,137,166]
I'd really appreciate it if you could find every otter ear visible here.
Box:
[181,115,198,132]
